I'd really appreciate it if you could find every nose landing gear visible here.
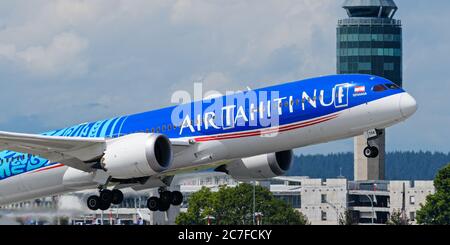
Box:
[364,146,379,158]
[146,188,184,212]
[363,129,382,159]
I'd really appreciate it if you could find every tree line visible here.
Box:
[287,151,450,180]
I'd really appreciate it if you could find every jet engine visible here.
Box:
[101,133,173,179]
[215,150,293,181]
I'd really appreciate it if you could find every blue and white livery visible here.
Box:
[0,74,417,212]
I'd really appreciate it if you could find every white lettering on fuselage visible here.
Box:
[178,84,350,135]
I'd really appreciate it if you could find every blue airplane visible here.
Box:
[0,74,416,212]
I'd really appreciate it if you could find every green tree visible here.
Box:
[386,210,410,225]
[416,163,450,225]
[176,183,309,225]
[175,187,214,225]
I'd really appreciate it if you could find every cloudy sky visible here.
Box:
[0,0,449,154]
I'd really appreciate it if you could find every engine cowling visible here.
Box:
[101,133,173,179]
[216,150,293,181]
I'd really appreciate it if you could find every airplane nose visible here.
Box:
[399,93,418,118]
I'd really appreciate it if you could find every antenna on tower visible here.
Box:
[338,167,345,179]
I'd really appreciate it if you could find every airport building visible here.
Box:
[0,174,434,225]
[177,175,433,225]
[337,0,403,181]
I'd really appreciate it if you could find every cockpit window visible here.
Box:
[385,83,400,89]
[372,84,388,92]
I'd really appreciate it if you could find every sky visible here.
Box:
[0,0,449,154]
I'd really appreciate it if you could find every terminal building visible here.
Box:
[179,175,433,225]
[0,174,434,225]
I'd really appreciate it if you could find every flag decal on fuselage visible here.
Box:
[355,86,366,93]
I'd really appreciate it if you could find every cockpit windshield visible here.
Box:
[385,83,401,89]
[372,84,388,92]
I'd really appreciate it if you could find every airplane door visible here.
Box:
[334,84,349,108]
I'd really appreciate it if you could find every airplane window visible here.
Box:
[385,83,400,89]
[279,102,282,108]
[173,124,177,129]
[284,101,289,107]
[372,84,388,92]
[168,124,172,131]
[290,100,294,106]
[162,125,166,131]
[296,99,300,105]
[151,128,155,133]
[156,127,160,133]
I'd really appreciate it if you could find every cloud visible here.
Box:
[0,32,88,77]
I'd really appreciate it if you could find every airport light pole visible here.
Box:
[325,201,340,224]
[364,194,375,224]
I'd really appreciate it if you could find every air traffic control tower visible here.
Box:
[337,0,402,180]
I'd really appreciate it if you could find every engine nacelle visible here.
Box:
[216,150,293,181]
[102,133,173,179]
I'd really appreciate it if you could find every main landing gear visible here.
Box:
[87,189,124,211]
[147,188,183,212]
[363,129,382,159]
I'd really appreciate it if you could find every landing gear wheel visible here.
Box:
[364,146,379,158]
[87,195,100,211]
[111,189,124,205]
[147,197,160,212]
[170,191,183,206]
[100,189,113,204]
[370,146,379,158]
[160,191,172,204]
[363,146,372,158]
[158,198,171,212]
[99,200,111,211]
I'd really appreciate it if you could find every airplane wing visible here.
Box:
[0,131,107,172]
[0,131,192,173]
